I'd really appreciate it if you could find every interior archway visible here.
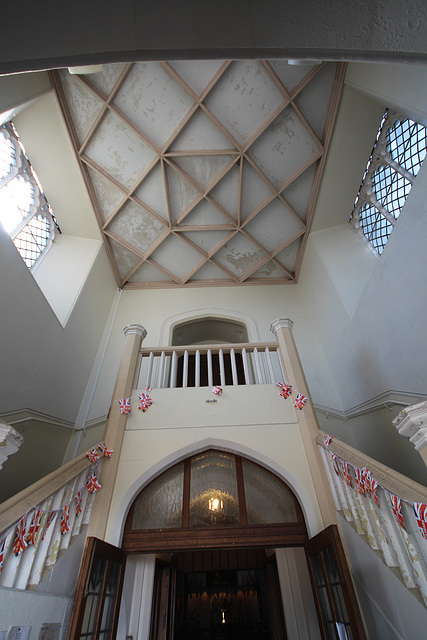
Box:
[123,449,308,553]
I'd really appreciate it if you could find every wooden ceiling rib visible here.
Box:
[49,60,345,289]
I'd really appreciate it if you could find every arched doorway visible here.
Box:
[68,450,367,640]
[122,449,307,640]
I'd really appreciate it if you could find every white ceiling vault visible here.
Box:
[50,60,345,289]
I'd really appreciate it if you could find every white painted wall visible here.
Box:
[340,516,427,639]
[33,235,102,326]
[0,586,72,640]
[0,226,116,424]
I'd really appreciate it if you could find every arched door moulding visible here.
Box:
[108,437,321,546]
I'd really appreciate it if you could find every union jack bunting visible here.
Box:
[98,441,113,458]
[42,510,58,540]
[413,502,427,540]
[368,476,379,506]
[75,491,82,517]
[145,386,152,392]
[331,453,341,477]
[212,386,222,395]
[86,448,100,463]
[363,469,373,496]
[138,393,153,412]
[355,467,365,495]
[26,508,42,546]
[323,434,333,446]
[0,538,5,574]
[389,494,406,530]
[119,398,131,414]
[13,516,27,556]
[60,505,70,535]
[293,393,307,410]
[340,460,352,486]
[87,472,101,494]
[277,383,292,399]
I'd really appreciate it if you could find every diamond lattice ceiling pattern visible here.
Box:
[52,60,344,288]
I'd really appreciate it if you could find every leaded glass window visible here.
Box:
[350,110,427,255]
[0,122,59,269]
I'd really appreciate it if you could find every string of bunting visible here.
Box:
[322,435,427,540]
[118,385,226,414]
[276,382,308,409]
[0,442,113,574]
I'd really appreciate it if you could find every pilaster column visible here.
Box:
[270,318,337,527]
[88,323,147,538]
[393,401,427,467]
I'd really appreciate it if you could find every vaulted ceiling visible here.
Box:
[51,60,345,288]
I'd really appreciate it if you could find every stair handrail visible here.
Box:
[0,451,93,535]
[316,432,427,502]
[139,341,278,356]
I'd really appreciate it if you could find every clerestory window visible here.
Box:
[0,122,59,270]
[350,110,427,255]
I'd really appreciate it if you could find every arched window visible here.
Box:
[0,122,59,269]
[123,450,307,552]
[172,317,248,386]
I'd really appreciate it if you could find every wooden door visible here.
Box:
[305,525,367,640]
[66,537,126,640]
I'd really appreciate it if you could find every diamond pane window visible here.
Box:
[350,111,427,255]
[0,122,59,269]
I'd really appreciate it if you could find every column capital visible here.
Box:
[393,400,427,451]
[270,318,294,335]
[123,324,147,340]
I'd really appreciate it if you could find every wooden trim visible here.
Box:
[123,522,308,553]
[139,342,278,357]
[235,456,247,526]
[0,452,91,534]
[182,459,191,529]
[316,433,427,502]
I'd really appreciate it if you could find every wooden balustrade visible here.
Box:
[317,433,427,606]
[136,342,283,389]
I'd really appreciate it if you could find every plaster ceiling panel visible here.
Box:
[134,163,169,222]
[59,71,104,143]
[205,61,284,145]
[114,62,194,148]
[183,199,231,226]
[87,167,125,222]
[109,237,141,280]
[128,261,175,283]
[168,60,225,96]
[108,200,166,255]
[241,161,274,220]
[244,199,304,252]
[281,165,316,221]
[189,261,231,281]
[209,164,240,221]
[181,230,230,253]
[173,155,233,190]
[85,110,157,189]
[86,63,127,96]
[214,232,265,278]
[294,63,337,138]
[151,234,203,280]
[249,260,290,279]
[166,164,201,221]
[170,109,232,150]
[248,106,319,187]
[275,239,301,271]
[268,61,318,93]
